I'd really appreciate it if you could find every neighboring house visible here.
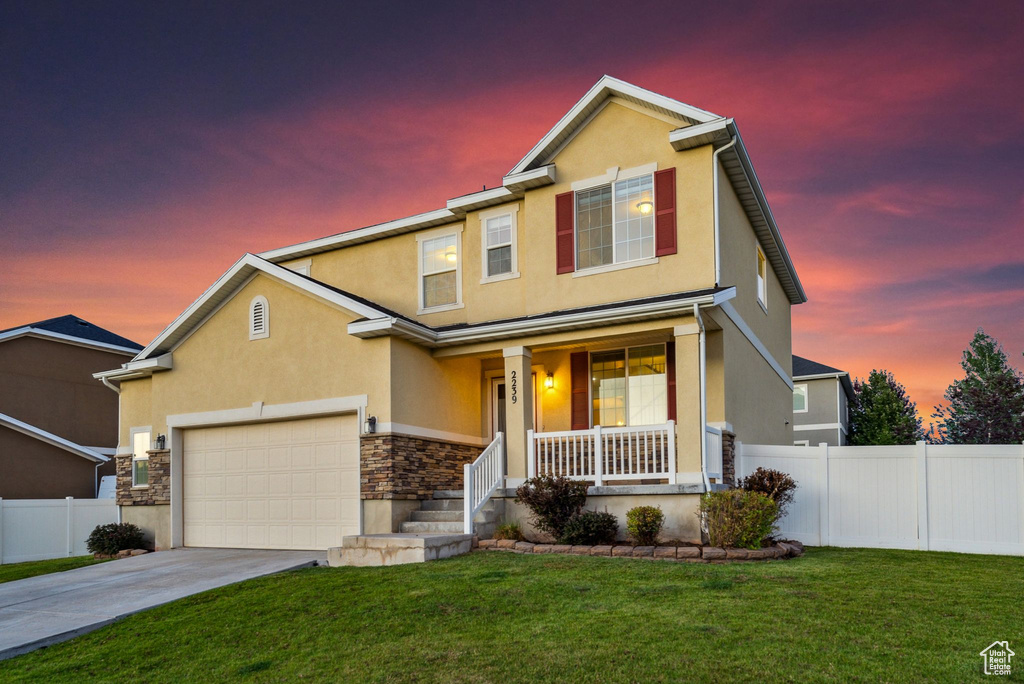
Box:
[792,355,854,446]
[0,315,142,498]
[96,76,806,551]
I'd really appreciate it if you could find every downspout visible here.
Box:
[712,136,739,287]
[693,303,711,492]
[95,461,103,498]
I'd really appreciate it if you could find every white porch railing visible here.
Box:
[528,421,676,486]
[464,432,504,534]
[705,425,723,480]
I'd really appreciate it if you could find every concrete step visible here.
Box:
[410,510,462,522]
[400,520,465,534]
[329,533,473,567]
[420,499,463,512]
[432,490,464,499]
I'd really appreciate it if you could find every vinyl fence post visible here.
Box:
[734,441,743,481]
[818,443,830,547]
[66,496,74,557]
[916,440,930,551]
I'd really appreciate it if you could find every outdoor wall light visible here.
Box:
[545,371,554,389]
[636,200,654,215]
[155,434,166,449]
[364,416,377,434]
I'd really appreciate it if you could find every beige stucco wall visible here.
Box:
[122,504,171,550]
[389,338,482,438]
[283,99,716,328]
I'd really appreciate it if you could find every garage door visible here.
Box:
[183,414,359,550]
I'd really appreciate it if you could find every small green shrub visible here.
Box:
[559,510,618,545]
[699,490,778,549]
[515,475,589,539]
[626,505,664,545]
[739,467,797,516]
[493,520,525,541]
[86,522,146,555]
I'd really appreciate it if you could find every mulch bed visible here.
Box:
[475,538,804,562]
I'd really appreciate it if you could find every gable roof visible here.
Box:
[132,253,398,361]
[793,355,845,377]
[0,315,141,355]
[256,76,805,305]
[0,412,110,463]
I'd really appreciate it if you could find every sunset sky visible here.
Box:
[2,1,1022,421]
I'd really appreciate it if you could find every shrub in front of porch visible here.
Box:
[739,467,797,517]
[493,520,525,542]
[514,475,589,539]
[559,510,618,545]
[86,522,146,556]
[700,490,778,550]
[626,505,665,546]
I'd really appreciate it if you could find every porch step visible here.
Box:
[409,510,462,523]
[399,520,465,534]
[328,533,473,567]
[432,490,464,499]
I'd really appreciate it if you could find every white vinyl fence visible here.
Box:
[737,441,1024,556]
[0,498,118,564]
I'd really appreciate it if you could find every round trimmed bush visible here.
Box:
[626,505,665,545]
[86,522,145,555]
[559,510,618,545]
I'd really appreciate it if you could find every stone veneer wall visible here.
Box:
[361,432,482,500]
[721,430,736,486]
[116,449,170,506]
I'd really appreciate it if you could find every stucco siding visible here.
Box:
[0,426,114,498]
[794,377,841,425]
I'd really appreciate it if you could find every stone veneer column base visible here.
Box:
[360,432,483,500]
[721,430,736,486]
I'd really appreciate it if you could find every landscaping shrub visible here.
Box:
[559,510,619,545]
[514,475,589,539]
[625,505,664,545]
[493,520,525,541]
[699,490,778,549]
[739,467,797,516]
[86,522,145,555]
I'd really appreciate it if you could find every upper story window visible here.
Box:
[480,205,519,283]
[249,295,269,340]
[793,383,808,413]
[576,173,655,270]
[756,245,768,311]
[417,227,463,313]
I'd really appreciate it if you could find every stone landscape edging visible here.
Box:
[475,538,804,562]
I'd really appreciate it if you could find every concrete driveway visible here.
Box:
[0,548,324,660]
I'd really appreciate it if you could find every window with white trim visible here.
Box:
[576,173,655,270]
[131,428,151,487]
[793,384,808,413]
[418,228,462,312]
[480,206,519,282]
[591,344,667,427]
[250,295,269,340]
[756,245,767,310]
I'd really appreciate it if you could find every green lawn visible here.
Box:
[2,547,1022,682]
[0,556,105,584]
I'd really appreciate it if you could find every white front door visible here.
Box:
[182,414,360,550]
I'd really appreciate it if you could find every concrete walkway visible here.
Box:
[0,548,324,660]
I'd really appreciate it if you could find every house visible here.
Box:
[0,315,142,498]
[95,76,805,552]
[792,355,854,446]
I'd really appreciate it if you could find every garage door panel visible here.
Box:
[184,414,359,550]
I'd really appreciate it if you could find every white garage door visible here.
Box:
[183,414,359,550]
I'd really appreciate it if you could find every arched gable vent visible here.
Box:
[249,295,269,340]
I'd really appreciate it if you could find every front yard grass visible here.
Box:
[0,556,105,584]
[2,547,1022,682]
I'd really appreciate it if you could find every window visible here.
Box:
[756,245,767,310]
[417,227,463,312]
[793,384,808,413]
[131,428,151,487]
[591,344,668,427]
[480,205,519,283]
[576,172,655,270]
[249,295,269,340]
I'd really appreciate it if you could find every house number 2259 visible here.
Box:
[510,370,518,404]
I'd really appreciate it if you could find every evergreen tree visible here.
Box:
[932,330,1024,444]
[848,370,924,445]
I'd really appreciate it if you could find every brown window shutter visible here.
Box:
[666,341,677,421]
[570,351,589,430]
[555,191,575,274]
[654,167,677,256]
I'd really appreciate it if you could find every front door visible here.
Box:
[490,374,539,439]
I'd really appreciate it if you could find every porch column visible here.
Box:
[502,346,533,485]
[673,325,704,483]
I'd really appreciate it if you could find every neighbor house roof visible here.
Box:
[0,315,141,355]
[793,354,855,398]
[0,412,110,463]
[257,75,806,305]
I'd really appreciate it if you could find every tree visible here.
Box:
[848,370,924,445]
[932,330,1024,444]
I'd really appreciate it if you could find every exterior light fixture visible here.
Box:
[545,372,554,389]
[155,434,166,449]
[364,416,377,434]
[636,200,654,215]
